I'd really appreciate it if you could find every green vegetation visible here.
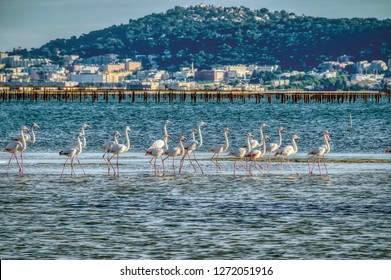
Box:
[15,5,391,70]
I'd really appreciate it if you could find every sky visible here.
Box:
[0,0,390,52]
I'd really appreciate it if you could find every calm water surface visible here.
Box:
[0,98,390,259]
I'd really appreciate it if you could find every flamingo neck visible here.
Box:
[77,136,83,153]
[124,129,131,151]
[164,123,168,137]
[20,128,27,150]
[163,135,169,150]
[324,134,330,152]
[261,137,267,155]
[277,129,283,148]
[224,131,229,151]
[247,136,252,153]
[260,126,264,143]
[292,137,298,153]
[179,138,185,155]
[197,125,203,148]
[114,134,119,144]
[30,127,36,143]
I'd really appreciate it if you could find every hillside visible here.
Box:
[20,5,391,70]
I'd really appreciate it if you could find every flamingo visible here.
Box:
[59,132,83,178]
[69,123,90,148]
[145,134,169,176]
[242,123,268,149]
[307,130,331,175]
[101,130,121,174]
[179,121,207,175]
[209,128,231,172]
[245,135,270,176]
[275,134,301,177]
[148,120,171,149]
[106,126,131,176]
[229,133,253,176]
[266,127,286,169]
[163,135,187,176]
[12,123,40,144]
[3,125,29,176]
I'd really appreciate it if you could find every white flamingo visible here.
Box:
[307,130,331,175]
[179,121,207,175]
[275,134,301,176]
[101,130,121,174]
[59,132,83,178]
[4,125,29,176]
[145,134,169,176]
[245,135,270,176]
[12,123,40,144]
[148,120,171,149]
[69,123,90,148]
[107,126,131,176]
[162,135,187,176]
[229,133,253,176]
[266,126,286,169]
[209,127,231,172]
[242,123,268,149]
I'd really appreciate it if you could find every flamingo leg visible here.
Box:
[210,153,221,172]
[20,152,24,176]
[188,153,197,172]
[216,153,222,171]
[6,154,18,176]
[233,159,237,176]
[102,152,111,174]
[172,157,176,176]
[287,157,301,177]
[322,156,328,175]
[307,155,315,175]
[192,152,204,175]
[280,157,285,175]
[317,156,322,175]
[116,154,120,176]
[108,154,117,175]
[178,153,186,174]
[253,160,264,176]
[75,156,86,175]
[161,156,165,175]
[70,157,76,177]
[60,157,70,178]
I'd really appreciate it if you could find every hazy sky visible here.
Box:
[1,0,390,52]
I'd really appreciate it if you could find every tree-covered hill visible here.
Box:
[21,5,391,70]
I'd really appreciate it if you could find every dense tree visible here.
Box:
[15,5,391,71]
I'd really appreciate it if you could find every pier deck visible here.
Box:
[0,86,390,103]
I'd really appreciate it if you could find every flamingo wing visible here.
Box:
[149,139,165,149]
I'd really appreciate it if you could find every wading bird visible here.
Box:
[209,128,231,172]
[146,134,169,176]
[59,132,83,178]
[242,123,268,149]
[307,130,331,175]
[275,134,301,177]
[162,135,187,176]
[245,135,270,176]
[12,123,40,144]
[179,121,207,175]
[101,130,121,174]
[229,133,253,176]
[107,126,131,176]
[266,127,286,169]
[4,125,29,176]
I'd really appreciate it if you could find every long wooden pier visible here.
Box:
[0,86,390,103]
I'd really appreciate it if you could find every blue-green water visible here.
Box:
[0,98,390,259]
